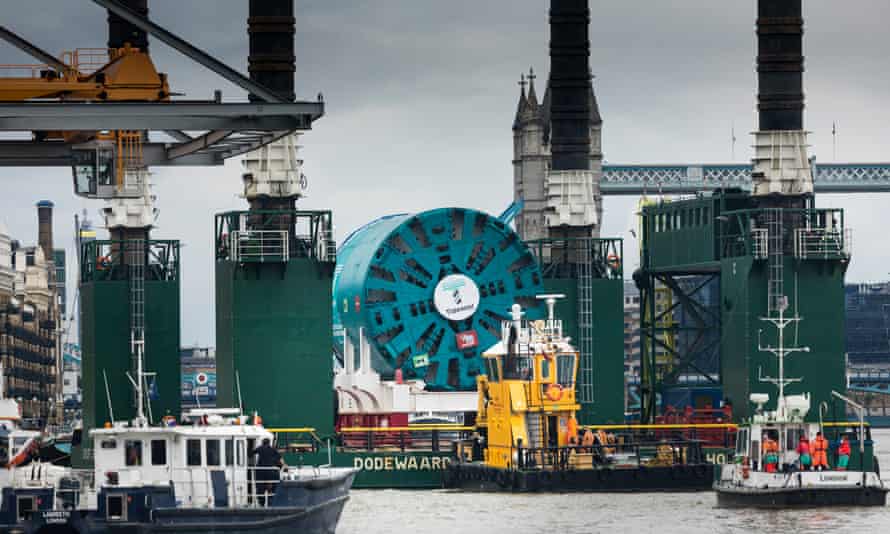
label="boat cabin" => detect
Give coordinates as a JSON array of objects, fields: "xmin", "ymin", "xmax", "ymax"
[
  {"xmin": 91, "ymin": 409, "xmax": 274, "ymax": 509},
  {"xmin": 735, "ymin": 393, "xmax": 875, "ymax": 473},
  {"xmin": 475, "ymin": 301, "xmax": 580, "ymax": 469}
]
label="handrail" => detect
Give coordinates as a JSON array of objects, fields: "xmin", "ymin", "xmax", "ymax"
[
  {"xmin": 267, "ymin": 427, "xmax": 317, "ymax": 433},
  {"xmin": 339, "ymin": 425, "xmax": 473, "ymax": 432},
  {"xmin": 582, "ymin": 423, "xmax": 737, "ymax": 430}
]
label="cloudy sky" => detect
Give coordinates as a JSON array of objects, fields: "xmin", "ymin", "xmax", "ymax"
[{"xmin": 2, "ymin": 0, "xmax": 889, "ymax": 346}]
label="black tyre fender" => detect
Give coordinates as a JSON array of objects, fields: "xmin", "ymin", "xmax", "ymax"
[
  {"xmin": 525, "ymin": 471, "xmax": 539, "ymax": 491},
  {"xmin": 670, "ymin": 464, "xmax": 686, "ymax": 480},
  {"xmin": 693, "ymin": 464, "xmax": 709, "ymax": 479},
  {"xmin": 539, "ymin": 470, "xmax": 553, "ymax": 487},
  {"xmin": 597, "ymin": 467, "xmax": 613, "ymax": 482}
]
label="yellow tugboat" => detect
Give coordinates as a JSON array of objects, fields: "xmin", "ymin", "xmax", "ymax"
[{"xmin": 444, "ymin": 296, "xmax": 714, "ymax": 492}]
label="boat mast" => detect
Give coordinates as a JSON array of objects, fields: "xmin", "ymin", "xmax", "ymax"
[{"xmin": 758, "ymin": 296, "xmax": 809, "ymax": 417}]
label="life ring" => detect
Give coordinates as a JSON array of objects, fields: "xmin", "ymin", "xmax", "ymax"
[
  {"xmin": 606, "ymin": 254, "xmax": 621, "ymax": 270},
  {"xmin": 546, "ymin": 383, "xmax": 563, "ymax": 402},
  {"xmin": 96, "ymin": 255, "xmax": 111, "ymax": 270}
]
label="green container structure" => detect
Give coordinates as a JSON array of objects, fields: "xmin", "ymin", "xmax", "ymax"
[
  {"xmin": 527, "ymin": 238, "xmax": 625, "ymax": 424},
  {"xmin": 638, "ymin": 191, "xmax": 850, "ymax": 422},
  {"xmin": 77, "ymin": 240, "xmax": 181, "ymax": 465},
  {"xmin": 215, "ymin": 210, "xmax": 336, "ymax": 435}
]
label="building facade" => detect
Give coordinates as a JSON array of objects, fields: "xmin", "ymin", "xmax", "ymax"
[
  {"xmin": 0, "ymin": 203, "xmax": 63, "ymax": 425},
  {"xmin": 181, "ymin": 346, "xmax": 216, "ymax": 409},
  {"xmin": 846, "ymin": 283, "xmax": 890, "ymax": 367}
]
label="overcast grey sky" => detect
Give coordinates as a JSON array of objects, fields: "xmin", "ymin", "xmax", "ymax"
[{"xmin": 2, "ymin": 1, "xmax": 889, "ymax": 347}]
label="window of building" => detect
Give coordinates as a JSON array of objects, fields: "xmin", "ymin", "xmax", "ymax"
[
  {"xmin": 206, "ymin": 439, "xmax": 221, "ymax": 466},
  {"xmin": 187, "ymin": 439, "xmax": 201, "ymax": 466},
  {"xmin": 151, "ymin": 439, "xmax": 166, "ymax": 466},
  {"xmin": 124, "ymin": 440, "xmax": 142, "ymax": 466}
]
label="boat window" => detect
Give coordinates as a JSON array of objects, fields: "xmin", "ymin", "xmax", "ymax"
[
  {"xmin": 556, "ymin": 354, "xmax": 576, "ymax": 387},
  {"xmin": 106, "ymin": 494, "xmax": 125, "ymax": 521},
  {"xmin": 125, "ymin": 440, "xmax": 142, "ymax": 467},
  {"xmin": 151, "ymin": 439, "xmax": 166, "ymax": 466},
  {"xmin": 503, "ymin": 354, "xmax": 533, "ymax": 380},
  {"xmin": 484, "ymin": 358, "xmax": 500, "ymax": 382},
  {"xmin": 785, "ymin": 427, "xmax": 804, "ymax": 451},
  {"xmin": 13, "ymin": 437, "xmax": 28, "ymax": 450},
  {"xmin": 187, "ymin": 439, "xmax": 202, "ymax": 466},
  {"xmin": 206, "ymin": 439, "xmax": 221, "ymax": 466},
  {"xmin": 540, "ymin": 358, "xmax": 550, "ymax": 380},
  {"xmin": 0, "ymin": 436, "xmax": 8, "ymax": 465},
  {"xmin": 751, "ymin": 440, "xmax": 760, "ymax": 466},
  {"xmin": 225, "ymin": 440, "xmax": 234, "ymax": 466},
  {"xmin": 17, "ymin": 495, "xmax": 35, "ymax": 522},
  {"xmin": 736, "ymin": 428, "xmax": 748, "ymax": 456},
  {"xmin": 236, "ymin": 440, "xmax": 245, "ymax": 467}
]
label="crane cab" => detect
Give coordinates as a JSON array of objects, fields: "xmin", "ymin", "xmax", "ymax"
[{"xmin": 71, "ymin": 133, "xmax": 146, "ymax": 200}]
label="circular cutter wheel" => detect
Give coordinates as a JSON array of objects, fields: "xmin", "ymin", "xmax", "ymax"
[{"xmin": 339, "ymin": 208, "xmax": 544, "ymax": 391}]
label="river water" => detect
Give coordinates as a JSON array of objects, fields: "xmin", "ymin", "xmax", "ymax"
[{"xmin": 338, "ymin": 429, "xmax": 890, "ymax": 534}]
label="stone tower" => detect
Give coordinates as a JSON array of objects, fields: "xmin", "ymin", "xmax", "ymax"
[{"xmin": 512, "ymin": 69, "xmax": 603, "ymax": 242}]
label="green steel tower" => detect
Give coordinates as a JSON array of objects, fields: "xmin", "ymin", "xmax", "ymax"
[
  {"xmin": 215, "ymin": 2, "xmax": 333, "ymax": 434},
  {"xmin": 638, "ymin": 0, "xmax": 849, "ymax": 423},
  {"xmin": 215, "ymin": 207, "xmax": 335, "ymax": 433}
]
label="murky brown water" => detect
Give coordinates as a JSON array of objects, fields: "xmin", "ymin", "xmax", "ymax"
[{"xmin": 338, "ymin": 429, "xmax": 890, "ymax": 533}]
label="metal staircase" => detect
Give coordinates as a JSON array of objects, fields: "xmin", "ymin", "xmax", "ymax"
[
  {"xmin": 766, "ymin": 210, "xmax": 785, "ymax": 315},
  {"xmin": 576, "ymin": 239, "xmax": 595, "ymax": 406},
  {"xmin": 127, "ymin": 239, "xmax": 146, "ymax": 418}
]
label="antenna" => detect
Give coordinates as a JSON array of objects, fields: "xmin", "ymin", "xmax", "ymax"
[
  {"xmin": 757, "ymin": 296, "xmax": 810, "ymax": 417},
  {"xmin": 103, "ymin": 370, "xmax": 115, "ymax": 424},
  {"xmin": 236, "ymin": 371, "xmax": 244, "ymax": 415}
]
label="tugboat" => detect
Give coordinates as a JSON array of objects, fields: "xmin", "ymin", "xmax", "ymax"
[
  {"xmin": 445, "ymin": 296, "xmax": 714, "ymax": 492},
  {"xmin": 715, "ymin": 299, "xmax": 888, "ymax": 507},
  {"xmin": 0, "ymin": 355, "xmax": 356, "ymax": 533}
]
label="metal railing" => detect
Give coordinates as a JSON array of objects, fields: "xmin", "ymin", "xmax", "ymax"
[
  {"xmin": 337, "ymin": 425, "xmax": 474, "ymax": 452},
  {"xmin": 751, "ymin": 228, "xmax": 768, "ymax": 260},
  {"xmin": 80, "ymin": 240, "xmax": 180, "ymax": 283},
  {"xmin": 60, "ymin": 49, "xmax": 111, "ymax": 75},
  {"xmin": 794, "ymin": 227, "xmax": 852, "ymax": 260},
  {"xmin": 215, "ymin": 210, "xmax": 334, "ymax": 264},
  {"xmin": 481, "ymin": 438, "xmax": 707, "ymax": 471},
  {"xmin": 230, "ymin": 230, "xmax": 289, "ymax": 263}
]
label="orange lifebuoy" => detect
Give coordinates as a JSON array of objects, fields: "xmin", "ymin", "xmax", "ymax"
[
  {"xmin": 546, "ymin": 383, "xmax": 563, "ymax": 402},
  {"xmin": 96, "ymin": 255, "xmax": 111, "ymax": 270},
  {"xmin": 606, "ymin": 254, "xmax": 621, "ymax": 270}
]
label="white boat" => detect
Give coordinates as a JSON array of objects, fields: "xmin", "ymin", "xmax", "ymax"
[
  {"xmin": 1, "ymin": 407, "xmax": 356, "ymax": 533},
  {"xmin": 714, "ymin": 301, "xmax": 887, "ymax": 507}
]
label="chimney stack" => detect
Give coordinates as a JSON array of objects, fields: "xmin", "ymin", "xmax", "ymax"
[
  {"xmin": 757, "ymin": 0, "xmax": 804, "ymax": 131},
  {"xmin": 751, "ymin": 0, "xmax": 812, "ymax": 197},
  {"xmin": 108, "ymin": 0, "xmax": 149, "ymax": 52},
  {"xmin": 248, "ymin": 0, "xmax": 296, "ymax": 103},
  {"xmin": 36, "ymin": 200, "xmax": 54, "ymax": 263},
  {"xmin": 549, "ymin": 0, "xmax": 592, "ymax": 172}
]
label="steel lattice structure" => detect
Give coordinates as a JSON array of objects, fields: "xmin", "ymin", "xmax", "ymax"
[{"xmin": 602, "ymin": 163, "xmax": 890, "ymax": 195}]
